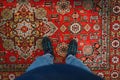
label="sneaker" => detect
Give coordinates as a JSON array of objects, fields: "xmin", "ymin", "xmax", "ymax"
[
  {"xmin": 42, "ymin": 37, "xmax": 54, "ymax": 55},
  {"xmin": 67, "ymin": 39, "xmax": 77, "ymax": 56}
]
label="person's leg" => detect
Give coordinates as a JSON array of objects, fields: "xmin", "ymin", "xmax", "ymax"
[
  {"xmin": 66, "ymin": 55, "xmax": 91, "ymax": 72},
  {"xmin": 26, "ymin": 37, "xmax": 54, "ymax": 72},
  {"xmin": 66, "ymin": 39, "xmax": 91, "ymax": 72},
  {"xmin": 26, "ymin": 53, "xmax": 54, "ymax": 72}
]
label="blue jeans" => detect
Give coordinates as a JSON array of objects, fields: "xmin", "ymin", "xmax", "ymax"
[{"xmin": 26, "ymin": 54, "xmax": 91, "ymax": 72}]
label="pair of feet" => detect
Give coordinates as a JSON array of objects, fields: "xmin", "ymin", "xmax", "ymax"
[{"xmin": 42, "ymin": 37, "xmax": 78, "ymax": 56}]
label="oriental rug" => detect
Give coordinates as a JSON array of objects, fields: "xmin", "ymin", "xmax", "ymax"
[{"xmin": 0, "ymin": 0, "xmax": 119, "ymax": 80}]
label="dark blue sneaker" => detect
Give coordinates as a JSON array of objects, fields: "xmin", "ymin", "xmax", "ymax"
[
  {"xmin": 42, "ymin": 37, "xmax": 54, "ymax": 55},
  {"xmin": 67, "ymin": 39, "xmax": 77, "ymax": 56}
]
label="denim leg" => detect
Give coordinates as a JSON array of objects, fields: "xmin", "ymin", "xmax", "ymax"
[
  {"xmin": 26, "ymin": 54, "xmax": 54, "ymax": 72},
  {"xmin": 65, "ymin": 55, "xmax": 91, "ymax": 72}
]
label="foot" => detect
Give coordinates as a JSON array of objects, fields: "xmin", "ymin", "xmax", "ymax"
[
  {"xmin": 42, "ymin": 37, "xmax": 54, "ymax": 55},
  {"xmin": 67, "ymin": 39, "xmax": 77, "ymax": 56}
]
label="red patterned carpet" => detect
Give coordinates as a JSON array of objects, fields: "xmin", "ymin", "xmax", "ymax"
[{"xmin": 0, "ymin": 0, "xmax": 120, "ymax": 80}]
